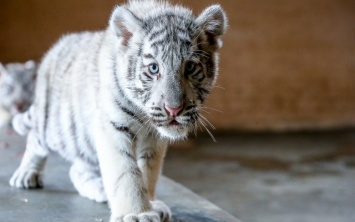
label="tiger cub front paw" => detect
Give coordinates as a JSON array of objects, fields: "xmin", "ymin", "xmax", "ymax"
[
  {"xmin": 9, "ymin": 168, "xmax": 43, "ymax": 189},
  {"xmin": 111, "ymin": 200, "xmax": 171, "ymax": 222}
]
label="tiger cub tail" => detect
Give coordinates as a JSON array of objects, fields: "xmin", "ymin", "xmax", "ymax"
[{"xmin": 12, "ymin": 105, "xmax": 33, "ymax": 136}]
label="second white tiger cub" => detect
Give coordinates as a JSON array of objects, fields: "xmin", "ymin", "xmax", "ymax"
[{"xmin": 10, "ymin": 1, "xmax": 227, "ymax": 221}]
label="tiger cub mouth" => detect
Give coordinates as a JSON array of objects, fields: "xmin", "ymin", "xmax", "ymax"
[
  {"xmin": 169, "ymin": 120, "xmax": 180, "ymax": 126},
  {"xmin": 147, "ymin": 104, "xmax": 200, "ymax": 136}
]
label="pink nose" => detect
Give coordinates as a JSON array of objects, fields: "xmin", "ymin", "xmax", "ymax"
[{"xmin": 164, "ymin": 104, "xmax": 184, "ymax": 117}]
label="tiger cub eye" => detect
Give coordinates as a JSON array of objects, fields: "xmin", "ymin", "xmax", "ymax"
[
  {"xmin": 149, "ymin": 63, "xmax": 159, "ymax": 74},
  {"xmin": 185, "ymin": 61, "xmax": 196, "ymax": 74}
]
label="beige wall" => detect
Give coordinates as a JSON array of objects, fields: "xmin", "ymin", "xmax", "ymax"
[{"xmin": 1, "ymin": 0, "xmax": 354, "ymax": 131}]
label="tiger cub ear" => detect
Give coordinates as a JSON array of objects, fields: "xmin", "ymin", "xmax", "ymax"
[
  {"xmin": 24, "ymin": 60, "xmax": 37, "ymax": 80},
  {"xmin": 196, "ymin": 5, "xmax": 228, "ymax": 49},
  {"xmin": 109, "ymin": 6, "xmax": 142, "ymax": 47},
  {"xmin": 24, "ymin": 60, "xmax": 36, "ymax": 70}
]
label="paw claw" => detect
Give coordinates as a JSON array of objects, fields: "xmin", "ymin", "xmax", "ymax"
[
  {"xmin": 9, "ymin": 168, "xmax": 43, "ymax": 189},
  {"xmin": 150, "ymin": 200, "xmax": 172, "ymax": 222}
]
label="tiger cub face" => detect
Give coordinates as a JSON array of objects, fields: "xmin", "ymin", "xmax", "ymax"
[
  {"xmin": 0, "ymin": 61, "xmax": 36, "ymax": 115},
  {"xmin": 111, "ymin": 5, "xmax": 227, "ymax": 140}
]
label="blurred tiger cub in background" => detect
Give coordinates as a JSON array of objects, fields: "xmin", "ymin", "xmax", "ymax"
[{"xmin": 0, "ymin": 61, "xmax": 36, "ymax": 128}]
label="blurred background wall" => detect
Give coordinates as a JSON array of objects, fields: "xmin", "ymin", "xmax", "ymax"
[{"xmin": 0, "ymin": 0, "xmax": 354, "ymax": 131}]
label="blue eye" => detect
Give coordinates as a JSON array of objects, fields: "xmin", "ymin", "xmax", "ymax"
[{"xmin": 149, "ymin": 63, "xmax": 159, "ymax": 74}]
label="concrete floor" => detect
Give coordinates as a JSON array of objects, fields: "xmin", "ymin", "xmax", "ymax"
[
  {"xmin": 0, "ymin": 128, "xmax": 238, "ymax": 222},
  {"xmin": 164, "ymin": 130, "xmax": 355, "ymax": 222},
  {"xmin": 1, "ymin": 128, "xmax": 355, "ymax": 222}
]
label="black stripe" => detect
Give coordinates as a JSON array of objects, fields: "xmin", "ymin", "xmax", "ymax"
[
  {"xmin": 148, "ymin": 28, "xmax": 167, "ymax": 41},
  {"xmin": 113, "ymin": 167, "xmax": 142, "ymax": 194},
  {"xmin": 143, "ymin": 54, "xmax": 154, "ymax": 59},
  {"xmin": 113, "ymin": 92, "xmax": 134, "ymax": 112},
  {"xmin": 138, "ymin": 150, "xmax": 157, "ymax": 160},
  {"xmin": 142, "ymin": 72, "xmax": 153, "ymax": 80},
  {"xmin": 119, "ymin": 149, "xmax": 136, "ymax": 161},
  {"xmin": 185, "ymin": 105, "xmax": 196, "ymax": 111},
  {"xmin": 116, "ymin": 168, "xmax": 142, "ymax": 182},
  {"xmin": 115, "ymin": 168, "xmax": 141, "ymax": 186},
  {"xmin": 111, "ymin": 122, "xmax": 129, "ymax": 132},
  {"xmin": 119, "ymin": 104, "xmax": 135, "ymax": 117},
  {"xmin": 127, "ymin": 55, "xmax": 137, "ymax": 81},
  {"xmin": 111, "ymin": 121, "xmax": 134, "ymax": 139},
  {"xmin": 151, "ymin": 39, "xmax": 167, "ymax": 49},
  {"xmin": 137, "ymin": 43, "xmax": 143, "ymax": 56},
  {"xmin": 194, "ymin": 86, "xmax": 205, "ymax": 103},
  {"xmin": 114, "ymin": 98, "xmax": 144, "ymax": 125},
  {"xmin": 139, "ymin": 72, "xmax": 148, "ymax": 83},
  {"xmin": 152, "ymin": 113, "xmax": 164, "ymax": 117},
  {"xmin": 41, "ymin": 69, "xmax": 50, "ymax": 148},
  {"xmin": 152, "ymin": 119, "xmax": 166, "ymax": 123},
  {"xmin": 142, "ymin": 92, "xmax": 151, "ymax": 105},
  {"xmin": 69, "ymin": 101, "xmax": 77, "ymax": 144},
  {"xmin": 151, "ymin": 107, "xmax": 162, "ymax": 111}
]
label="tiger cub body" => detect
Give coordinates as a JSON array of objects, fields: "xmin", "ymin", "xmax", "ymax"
[
  {"xmin": 10, "ymin": 0, "xmax": 227, "ymax": 221},
  {"xmin": 0, "ymin": 60, "xmax": 36, "ymax": 128}
]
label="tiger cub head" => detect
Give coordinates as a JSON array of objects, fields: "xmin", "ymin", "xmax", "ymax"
[
  {"xmin": 110, "ymin": 1, "xmax": 227, "ymax": 141},
  {"xmin": 0, "ymin": 61, "xmax": 36, "ymax": 115}
]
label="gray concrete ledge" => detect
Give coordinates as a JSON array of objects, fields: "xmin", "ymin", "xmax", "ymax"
[{"xmin": 0, "ymin": 129, "xmax": 239, "ymax": 222}]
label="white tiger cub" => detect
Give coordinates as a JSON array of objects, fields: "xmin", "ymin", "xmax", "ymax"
[
  {"xmin": 0, "ymin": 60, "xmax": 36, "ymax": 128},
  {"xmin": 10, "ymin": 0, "xmax": 227, "ymax": 221}
]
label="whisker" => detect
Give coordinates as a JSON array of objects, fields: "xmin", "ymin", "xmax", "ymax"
[
  {"xmin": 194, "ymin": 50, "xmax": 210, "ymax": 57},
  {"xmin": 195, "ymin": 119, "xmax": 203, "ymax": 132},
  {"xmin": 193, "ymin": 52, "xmax": 209, "ymax": 59},
  {"xmin": 200, "ymin": 106, "xmax": 223, "ymax": 113},
  {"xmin": 213, "ymin": 85, "xmax": 225, "ymax": 90},
  {"xmin": 200, "ymin": 109, "xmax": 211, "ymax": 115},
  {"xmin": 198, "ymin": 119, "xmax": 216, "ymax": 142},
  {"xmin": 133, "ymin": 118, "xmax": 150, "ymax": 141},
  {"xmin": 198, "ymin": 114, "xmax": 216, "ymax": 130},
  {"xmin": 192, "ymin": 30, "xmax": 205, "ymax": 43},
  {"xmin": 192, "ymin": 121, "xmax": 199, "ymax": 137},
  {"xmin": 201, "ymin": 106, "xmax": 223, "ymax": 113}
]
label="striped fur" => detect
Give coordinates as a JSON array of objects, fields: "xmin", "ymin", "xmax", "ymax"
[{"xmin": 9, "ymin": 1, "xmax": 227, "ymax": 221}]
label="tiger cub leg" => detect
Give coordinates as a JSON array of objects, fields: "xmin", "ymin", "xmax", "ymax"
[
  {"xmin": 10, "ymin": 131, "xmax": 48, "ymax": 188},
  {"xmin": 136, "ymin": 136, "xmax": 171, "ymax": 222},
  {"xmin": 69, "ymin": 159, "xmax": 107, "ymax": 203}
]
